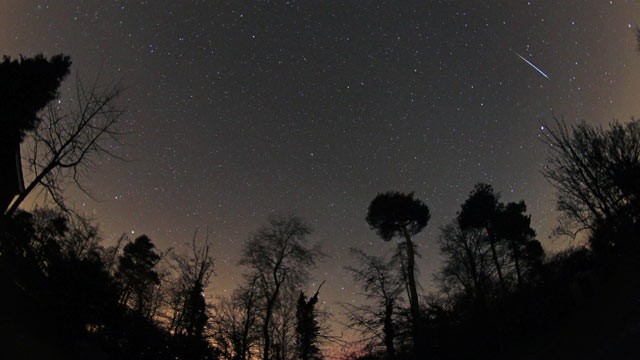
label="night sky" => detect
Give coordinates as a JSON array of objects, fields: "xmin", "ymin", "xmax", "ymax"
[{"xmin": 2, "ymin": 0, "xmax": 640, "ymax": 331}]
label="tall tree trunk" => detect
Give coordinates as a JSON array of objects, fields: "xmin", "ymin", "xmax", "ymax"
[
  {"xmin": 463, "ymin": 241, "xmax": 485, "ymax": 310},
  {"xmin": 401, "ymin": 226, "xmax": 423, "ymax": 358},
  {"xmin": 510, "ymin": 237, "xmax": 522, "ymax": 288},
  {"xmin": 262, "ymin": 299, "xmax": 274, "ymax": 360},
  {"xmin": 5, "ymin": 159, "xmax": 57, "ymax": 217},
  {"xmin": 262, "ymin": 283, "xmax": 280, "ymax": 360},
  {"xmin": 487, "ymin": 228, "xmax": 506, "ymax": 293},
  {"xmin": 383, "ymin": 301, "xmax": 396, "ymax": 360},
  {"xmin": 241, "ymin": 301, "xmax": 254, "ymax": 360}
]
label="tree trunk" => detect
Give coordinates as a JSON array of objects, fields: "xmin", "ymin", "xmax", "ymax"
[
  {"xmin": 383, "ymin": 301, "xmax": 396, "ymax": 360},
  {"xmin": 262, "ymin": 300, "xmax": 273, "ymax": 360},
  {"xmin": 510, "ymin": 237, "xmax": 522, "ymax": 288},
  {"xmin": 241, "ymin": 306, "xmax": 253, "ymax": 360},
  {"xmin": 5, "ymin": 159, "xmax": 57, "ymax": 217},
  {"xmin": 401, "ymin": 226, "xmax": 423, "ymax": 358},
  {"xmin": 487, "ymin": 227, "xmax": 506, "ymax": 293},
  {"xmin": 262, "ymin": 284, "xmax": 280, "ymax": 360},
  {"xmin": 464, "ymin": 242, "xmax": 486, "ymax": 311}
]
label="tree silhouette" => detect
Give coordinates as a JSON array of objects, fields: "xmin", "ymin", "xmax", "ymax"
[
  {"xmin": 0, "ymin": 54, "xmax": 228, "ymax": 358},
  {"xmin": 344, "ymin": 248, "xmax": 404, "ymax": 359},
  {"xmin": 0, "ymin": 54, "xmax": 71, "ymax": 145},
  {"xmin": 117, "ymin": 235, "xmax": 162, "ymax": 317},
  {"xmin": 437, "ymin": 220, "xmax": 491, "ymax": 309},
  {"xmin": 210, "ymin": 279, "xmax": 260, "ymax": 360},
  {"xmin": 239, "ymin": 215, "xmax": 321, "ymax": 360},
  {"xmin": 494, "ymin": 201, "xmax": 537, "ymax": 287},
  {"xmin": 542, "ymin": 117, "xmax": 640, "ymax": 255},
  {"xmin": 0, "ymin": 54, "xmax": 71, "ymax": 212},
  {"xmin": 169, "ymin": 229, "xmax": 214, "ymax": 336},
  {"xmin": 458, "ymin": 184, "xmax": 542, "ymax": 291},
  {"xmin": 295, "ymin": 282, "xmax": 324, "ymax": 360},
  {"xmin": 270, "ymin": 286, "xmax": 299, "ymax": 360},
  {"xmin": 458, "ymin": 183, "xmax": 507, "ymax": 292},
  {"xmin": 0, "ymin": 209, "xmax": 125, "ymax": 359},
  {"xmin": 168, "ymin": 228, "xmax": 215, "ymax": 357},
  {"xmin": 4, "ymin": 72, "xmax": 124, "ymax": 217},
  {"xmin": 366, "ymin": 191, "xmax": 430, "ymax": 357}
]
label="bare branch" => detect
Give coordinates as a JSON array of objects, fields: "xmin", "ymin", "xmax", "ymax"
[{"xmin": 5, "ymin": 74, "xmax": 125, "ymax": 217}]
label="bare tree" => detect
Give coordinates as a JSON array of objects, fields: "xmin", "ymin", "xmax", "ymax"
[
  {"xmin": 437, "ymin": 221, "xmax": 492, "ymax": 308},
  {"xmin": 343, "ymin": 248, "xmax": 404, "ymax": 359},
  {"xmin": 168, "ymin": 228, "xmax": 215, "ymax": 340},
  {"xmin": 6, "ymin": 74, "xmax": 124, "ymax": 217},
  {"xmin": 210, "ymin": 279, "xmax": 261, "ymax": 360},
  {"xmin": 102, "ymin": 233, "xmax": 128, "ymax": 274},
  {"xmin": 541, "ymin": 117, "xmax": 640, "ymax": 253},
  {"xmin": 239, "ymin": 215, "xmax": 322, "ymax": 360},
  {"xmin": 270, "ymin": 286, "xmax": 299, "ymax": 360}
]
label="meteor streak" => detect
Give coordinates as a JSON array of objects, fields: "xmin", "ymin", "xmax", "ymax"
[{"xmin": 515, "ymin": 52, "xmax": 550, "ymax": 79}]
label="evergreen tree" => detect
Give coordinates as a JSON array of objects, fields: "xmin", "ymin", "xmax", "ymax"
[
  {"xmin": 0, "ymin": 54, "xmax": 71, "ymax": 212},
  {"xmin": 0, "ymin": 54, "xmax": 71, "ymax": 145},
  {"xmin": 366, "ymin": 191, "xmax": 430, "ymax": 357},
  {"xmin": 117, "ymin": 235, "xmax": 161, "ymax": 317},
  {"xmin": 296, "ymin": 283, "xmax": 324, "ymax": 360}
]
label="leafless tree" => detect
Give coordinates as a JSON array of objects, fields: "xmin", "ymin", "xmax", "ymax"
[
  {"xmin": 270, "ymin": 286, "xmax": 298, "ymax": 360},
  {"xmin": 239, "ymin": 215, "xmax": 322, "ymax": 360},
  {"xmin": 343, "ymin": 248, "xmax": 404, "ymax": 359},
  {"xmin": 168, "ymin": 228, "xmax": 215, "ymax": 339},
  {"xmin": 541, "ymin": 116, "xmax": 640, "ymax": 247},
  {"xmin": 210, "ymin": 279, "xmax": 261, "ymax": 360},
  {"xmin": 436, "ymin": 221, "xmax": 492, "ymax": 308},
  {"xmin": 102, "ymin": 233, "xmax": 128, "ymax": 274},
  {"xmin": 6, "ymin": 74, "xmax": 124, "ymax": 217}
]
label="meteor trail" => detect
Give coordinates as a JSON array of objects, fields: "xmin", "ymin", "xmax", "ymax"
[{"xmin": 515, "ymin": 52, "xmax": 550, "ymax": 79}]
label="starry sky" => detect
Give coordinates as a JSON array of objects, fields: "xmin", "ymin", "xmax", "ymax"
[{"xmin": 2, "ymin": 0, "xmax": 640, "ymax": 329}]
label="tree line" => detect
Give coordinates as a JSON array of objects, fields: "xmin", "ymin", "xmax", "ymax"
[{"xmin": 1, "ymin": 53, "xmax": 640, "ymax": 359}]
